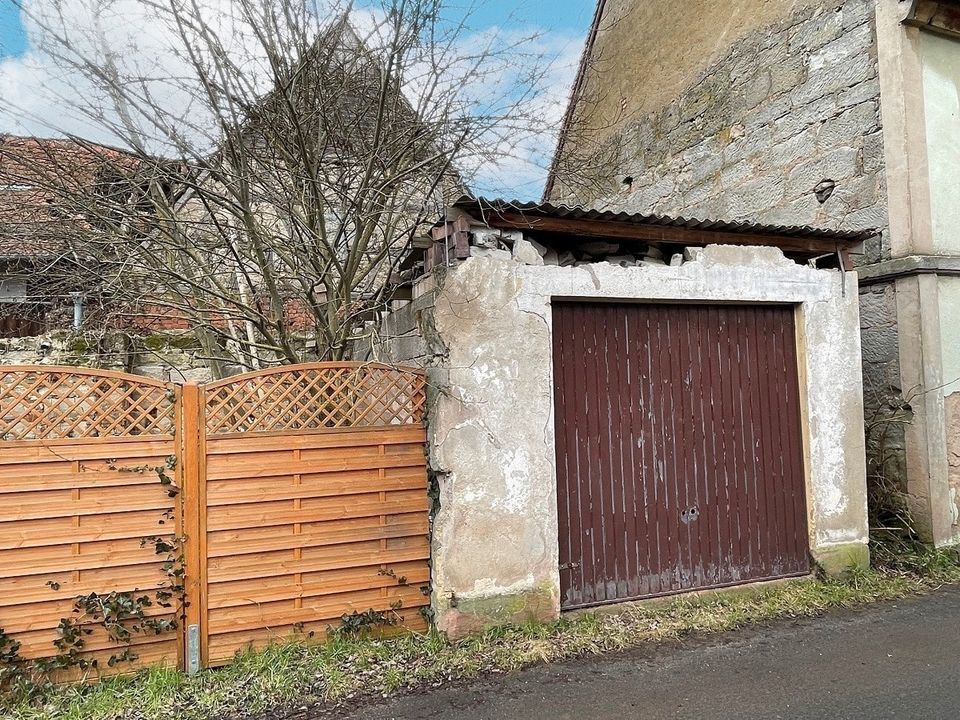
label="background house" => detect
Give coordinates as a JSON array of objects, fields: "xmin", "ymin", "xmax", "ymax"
[
  {"xmin": 0, "ymin": 20, "xmax": 459, "ymax": 379},
  {"xmin": 0, "ymin": 135, "xmax": 110, "ymax": 336},
  {"xmin": 547, "ymin": 0, "xmax": 960, "ymax": 547},
  {"xmin": 0, "ymin": 135, "xmax": 219, "ymax": 379}
]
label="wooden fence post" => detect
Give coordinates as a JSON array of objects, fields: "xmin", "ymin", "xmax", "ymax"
[{"xmin": 179, "ymin": 382, "xmax": 204, "ymax": 674}]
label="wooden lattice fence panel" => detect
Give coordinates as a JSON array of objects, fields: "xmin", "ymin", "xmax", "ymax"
[
  {"xmin": 0, "ymin": 368, "xmax": 181, "ymax": 679},
  {"xmin": 186, "ymin": 363, "xmax": 430, "ymax": 667},
  {"xmin": 203, "ymin": 362, "xmax": 426, "ymax": 435},
  {"xmin": 0, "ymin": 367, "xmax": 176, "ymax": 440}
]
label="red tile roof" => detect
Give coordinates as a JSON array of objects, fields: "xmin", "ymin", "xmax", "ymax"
[{"xmin": 0, "ymin": 135, "xmax": 135, "ymax": 258}]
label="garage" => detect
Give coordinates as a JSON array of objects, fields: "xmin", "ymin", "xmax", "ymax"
[
  {"xmin": 381, "ymin": 197, "xmax": 871, "ymax": 636},
  {"xmin": 551, "ymin": 302, "xmax": 810, "ymax": 609}
]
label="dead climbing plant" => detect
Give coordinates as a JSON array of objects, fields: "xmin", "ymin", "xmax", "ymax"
[
  {"xmin": 865, "ymin": 394, "xmax": 916, "ymax": 550},
  {"xmin": 321, "ymin": 566, "xmax": 433, "ymax": 638},
  {"xmin": 0, "ymin": 456, "xmax": 186, "ymax": 698}
]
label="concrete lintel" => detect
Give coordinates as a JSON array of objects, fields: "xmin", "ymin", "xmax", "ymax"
[
  {"xmin": 903, "ymin": 0, "xmax": 960, "ymax": 41},
  {"xmin": 858, "ymin": 254, "xmax": 960, "ymax": 285}
]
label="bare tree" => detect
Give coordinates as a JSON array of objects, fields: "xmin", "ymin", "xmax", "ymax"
[{"xmin": 4, "ymin": 0, "xmax": 555, "ymax": 375}]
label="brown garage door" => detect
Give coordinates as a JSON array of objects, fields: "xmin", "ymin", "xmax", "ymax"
[{"xmin": 552, "ymin": 302, "xmax": 810, "ymax": 610}]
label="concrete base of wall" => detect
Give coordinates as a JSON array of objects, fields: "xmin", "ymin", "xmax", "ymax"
[
  {"xmin": 811, "ymin": 541, "xmax": 871, "ymax": 576},
  {"xmin": 565, "ymin": 575, "xmax": 815, "ymax": 620},
  {"xmin": 437, "ymin": 582, "xmax": 559, "ymax": 639}
]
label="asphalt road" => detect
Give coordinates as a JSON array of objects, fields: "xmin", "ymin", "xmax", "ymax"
[{"xmin": 334, "ymin": 586, "xmax": 960, "ymax": 720}]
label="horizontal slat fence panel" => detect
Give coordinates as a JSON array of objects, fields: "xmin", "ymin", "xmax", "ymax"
[
  {"xmin": 0, "ymin": 368, "xmax": 181, "ymax": 680},
  {"xmin": 189, "ymin": 363, "xmax": 430, "ymax": 669},
  {"xmin": 197, "ymin": 425, "xmax": 430, "ymax": 667},
  {"xmin": 1, "ymin": 362, "xmax": 430, "ymax": 680}
]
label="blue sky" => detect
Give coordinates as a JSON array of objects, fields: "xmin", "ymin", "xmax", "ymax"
[
  {"xmin": 0, "ymin": 0, "xmax": 592, "ymax": 197},
  {"xmin": 1, "ymin": 0, "xmax": 592, "ymax": 60},
  {"xmin": 1, "ymin": 1, "xmax": 27, "ymax": 57}
]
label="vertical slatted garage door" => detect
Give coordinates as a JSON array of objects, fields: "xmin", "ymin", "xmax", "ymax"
[{"xmin": 552, "ymin": 302, "xmax": 810, "ymax": 610}]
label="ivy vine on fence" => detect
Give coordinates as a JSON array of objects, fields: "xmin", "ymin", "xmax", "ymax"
[{"xmin": 0, "ymin": 457, "xmax": 185, "ymax": 696}]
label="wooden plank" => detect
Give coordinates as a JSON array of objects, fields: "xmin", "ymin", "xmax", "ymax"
[
  {"xmin": 207, "ymin": 586, "xmax": 428, "ymax": 634},
  {"xmin": 2, "ymin": 597, "xmax": 175, "ymax": 634},
  {"xmin": 0, "ymin": 509, "xmax": 172, "ymax": 549},
  {"xmin": 0, "ymin": 440, "xmax": 175, "ymax": 464},
  {"xmin": 0, "ymin": 467, "xmax": 165, "ymax": 494},
  {"xmin": 206, "ymin": 514, "xmax": 428, "ymax": 558},
  {"xmin": 205, "ymin": 491, "xmax": 429, "ymax": 532},
  {"xmin": 204, "ymin": 425, "xmax": 425, "ymax": 450},
  {"xmin": 0, "ymin": 565, "xmax": 167, "ymax": 608},
  {"xmin": 46, "ymin": 640, "xmax": 179, "ymax": 681},
  {"xmin": 0, "ymin": 540, "xmax": 170, "ymax": 579},
  {"xmin": 203, "ymin": 446, "xmax": 426, "ymax": 481},
  {"xmin": 206, "ymin": 561, "xmax": 430, "ymax": 609},
  {"xmin": 205, "ymin": 468, "xmax": 426, "ymax": 506},
  {"xmin": 13, "ymin": 628, "xmax": 178, "ymax": 661},
  {"xmin": 207, "ymin": 540, "xmax": 430, "ymax": 583},
  {"xmin": 0, "ymin": 484, "xmax": 172, "ymax": 522}
]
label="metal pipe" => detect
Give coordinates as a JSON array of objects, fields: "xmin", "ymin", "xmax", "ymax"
[{"xmin": 70, "ymin": 293, "xmax": 84, "ymax": 328}]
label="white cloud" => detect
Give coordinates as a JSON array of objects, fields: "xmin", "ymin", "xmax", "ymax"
[
  {"xmin": 0, "ymin": 0, "xmax": 583, "ymax": 198},
  {"xmin": 0, "ymin": 0, "xmax": 291, "ymax": 153},
  {"xmin": 464, "ymin": 32, "xmax": 583, "ymax": 200}
]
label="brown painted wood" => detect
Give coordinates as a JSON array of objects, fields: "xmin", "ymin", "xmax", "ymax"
[{"xmin": 553, "ymin": 302, "xmax": 811, "ymax": 610}]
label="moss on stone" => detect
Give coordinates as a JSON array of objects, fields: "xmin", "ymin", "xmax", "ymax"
[
  {"xmin": 438, "ymin": 581, "xmax": 559, "ymax": 638},
  {"xmin": 142, "ymin": 333, "xmax": 202, "ymax": 352},
  {"xmin": 142, "ymin": 334, "xmax": 168, "ymax": 351},
  {"xmin": 66, "ymin": 336, "xmax": 90, "ymax": 353}
]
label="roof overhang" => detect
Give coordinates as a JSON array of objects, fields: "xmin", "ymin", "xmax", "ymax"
[
  {"xmin": 451, "ymin": 197, "xmax": 875, "ymax": 259},
  {"xmin": 903, "ymin": 0, "xmax": 960, "ymax": 38},
  {"xmin": 543, "ymin": 0, "xmax": 608, "ymax": 201}
]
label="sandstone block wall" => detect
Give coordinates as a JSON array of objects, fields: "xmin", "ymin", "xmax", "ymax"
[
  {"xmin": 554, "ymin": 0, "xmax": 889, "ymax": 261},
  {"xmin": 858, "ymin": 280, "xmax": 907, "ymax": 486}
]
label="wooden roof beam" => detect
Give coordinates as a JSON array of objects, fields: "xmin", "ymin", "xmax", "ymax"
[{"xmin": 485, "ymin": 211, "xmax": 852, "ymax": 256}]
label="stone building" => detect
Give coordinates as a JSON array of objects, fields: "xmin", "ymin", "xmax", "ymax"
[
  {"xmin": 375, "ymin": 198, "xmax": 870, "ymax": 634},
  {"xmin": 547, "ymin": 0, "xmax": 960, "ymax": 547}
]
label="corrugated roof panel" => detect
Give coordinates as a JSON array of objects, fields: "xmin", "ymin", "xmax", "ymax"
[{"xmin": 452, "ymin": 196, "xmax": 876, "ymax": 243}]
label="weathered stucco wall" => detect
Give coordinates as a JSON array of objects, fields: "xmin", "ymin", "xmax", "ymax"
[
  {"xmin": 553, "ymin": 0, "xmax": 888, "ymax": 260},
  {"xmin": 423, "ymin": 244, "xmax": 868, "ymax": 634}
]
